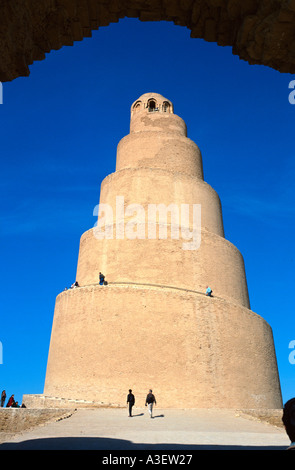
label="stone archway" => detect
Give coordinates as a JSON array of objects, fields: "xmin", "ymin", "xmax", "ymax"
[{"xmin": 0, "ymin": 0, "xmax": 295, "ymax": 82}]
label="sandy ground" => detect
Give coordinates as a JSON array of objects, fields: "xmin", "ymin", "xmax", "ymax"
[{"xmin": 0, "ymin": 407, "xmax": 290, "ymax": 450}]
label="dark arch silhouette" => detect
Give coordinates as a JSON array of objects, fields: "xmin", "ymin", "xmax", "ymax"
[{"xmin": 0, "ymin": 0, "xmax": 294, "ymax": 82}]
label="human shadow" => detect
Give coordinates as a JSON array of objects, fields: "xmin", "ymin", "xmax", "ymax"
[
  {"xmin": 0, "ymin": 437, "xmax": 287, "ymax": 451},
  {"xmin": 151, "ymin": 414, "xmax": 165, "ymax": 419}
]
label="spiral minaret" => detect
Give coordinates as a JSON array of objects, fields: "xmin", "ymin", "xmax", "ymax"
[{"xmin": 43, "ymin": 93, "xmax": 282, "ymax": 409}]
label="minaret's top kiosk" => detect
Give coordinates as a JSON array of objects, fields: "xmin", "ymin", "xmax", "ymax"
[
  {"xmin": 131, "ymin": 92, "xmax": 174, "ymax": 117},
  {"xmin": 130, "ymin": 92, "xmax": 185, "ymax": 135},
  {"xmin": 117, "ymin": 93, "xmax": 203, "ymax": 179}
]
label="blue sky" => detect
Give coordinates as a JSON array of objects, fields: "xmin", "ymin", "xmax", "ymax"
[{"xmin": 0, "ymin": 18, "xmax": 294, "ymax": 406}]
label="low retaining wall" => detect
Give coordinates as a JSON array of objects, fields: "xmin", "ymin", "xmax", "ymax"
[
  {"xmin": 22, "ymin": 394, "xmax": 124, "ymax": 409},
  {"xmin": 0, "ymin": 408, "xmax": 74, "ymax": 443},
  {"xmin": 238, "ymin": 409, "xmax": 284, "ymax": 428}
]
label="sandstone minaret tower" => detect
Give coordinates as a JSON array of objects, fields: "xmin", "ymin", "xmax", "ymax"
[{"xmin": 43, "ymin": 93, "xmax": 282, "ymax": 409}]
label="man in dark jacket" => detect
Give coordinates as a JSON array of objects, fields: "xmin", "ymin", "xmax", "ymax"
[
  {"xmin": 127, "ymin": 389, "xmax": 135, "ymax": 417},
  {"xmin": 99, "ymin": 272, "xmax": 105, "ymax": 285},
  {"xmin": 145, "ymin": 389, "xmax": 156, "ymax": 418}
]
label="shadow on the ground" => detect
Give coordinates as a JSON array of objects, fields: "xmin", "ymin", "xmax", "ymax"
[{"xmin": 0, "ymin": 437, "xmax": 287, "ymax": 450}]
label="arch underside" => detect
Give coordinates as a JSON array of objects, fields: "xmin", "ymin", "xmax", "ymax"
[{"xmin": 0, "ymin": 0, "xmax": 295, "ymax": 82}]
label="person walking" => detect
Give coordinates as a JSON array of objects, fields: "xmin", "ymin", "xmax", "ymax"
[
  {"xmin": 126, "ymin": 389, "xmax": 135, "ymax": 417},
  {"xmin": 1, "ymin": 390, "xmax": 6, "ymax": 407},
  {"xmin": 145, "ymin": 389, "xmax": 156, "ymax": 418}
]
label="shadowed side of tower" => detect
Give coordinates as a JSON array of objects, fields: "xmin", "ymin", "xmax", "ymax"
[{"xmin": 40, "ymin": 93, "xmax": 282, "ymax": 409}]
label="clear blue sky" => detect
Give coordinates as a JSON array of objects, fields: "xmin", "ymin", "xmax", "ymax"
[{"xmin": 0, "ymin": 18, "xmax": 294, "ymax": 406}]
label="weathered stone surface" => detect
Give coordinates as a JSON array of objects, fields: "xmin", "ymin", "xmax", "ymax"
[
  {"xmin": 0, "ymin": 0, "xmax": 294, "ymax": 81},
  {"xmin": 0, "ymin": 408, "xmax": 74, "ymax": 442}
]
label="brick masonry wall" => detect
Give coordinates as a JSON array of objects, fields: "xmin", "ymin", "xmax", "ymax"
[
  {"xmin": 1, "ymin": 0, "xmax": 295, "ymax": 81},
  {"xmin": 44, "ymin": 285, "xmax": 282, "ymax": 409}
]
